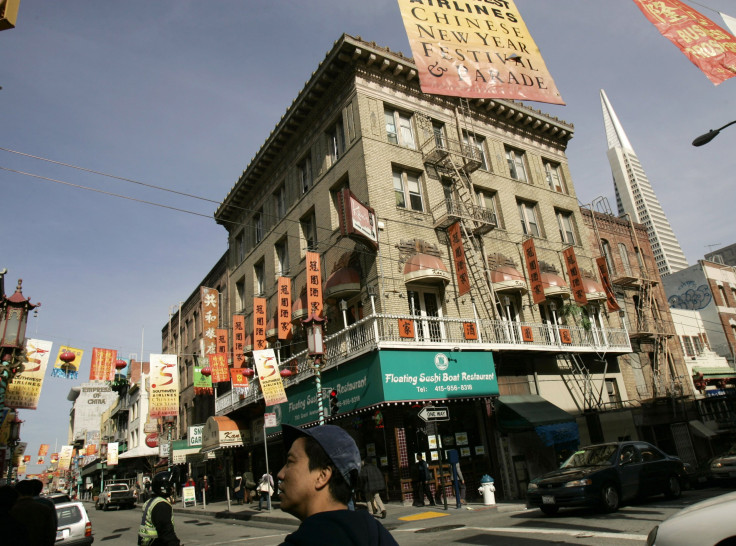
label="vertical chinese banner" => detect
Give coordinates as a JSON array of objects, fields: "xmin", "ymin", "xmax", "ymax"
[
  {"xmin": 522, "ymin": 239, "xmax": 545, "ymax": 304},
  {"xmin": 208, "ymin": 353, "xmax": 229, "ymax": 384},
  {"xmin": 6, "ymin": 338, "xmax": 53, "ymax": 410},
  {"xmin": 563, "ymin": 247, "xmax": 588, "ymax": 305},
  {"xmin": 149, "ymin": 354, "xmax": 179, "ymax": 418},
  {"xmin": 107, "ymin": 442, "xmax": 119, "ymax": 466},
  {"xmin": 89, "ymin": 348, "xmax": 117, "ymax": 381},
  {"xmin": 58, "ymin": 446, "xmax": 73, "ymax": 471},
  {"xmin": 305, "ymin": 251, "xmax": 323, "ymax": 317},
  {"xmin": 38, "ymin": 444, "xmax": 49, "ymax": 457},
  {"xmin": 232, "ymin": 315, "xmax": 245, "ymax": 368},
  {"xmin": 448, "ymin": 222, "xmax": 471, "ymax": 296},
  {"xmin": 277, "ymin": 277, "xmax": 292, "ymax": 340},
  {"xmin": 596, "ymin": 257, "xmax": 621, "ymax": 312},
  {"xmin": 253, "ymin": 349, "xmax": 288, "ymax": 406},
  {"xmin": 253, "ymin": 298, "xmax": 267, "ymax": 351},
  {"xmin": 201, "ymin": 287, "xmax": 219, "ymax": 355},
  {"xmin": 215, "ymin": 328, "xmax": 229, "ymax": 361}
]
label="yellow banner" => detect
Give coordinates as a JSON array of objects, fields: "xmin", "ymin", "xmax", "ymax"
[
  {"xmin": 149, "ymin": 354, "xmax": 179, "ymax": 418},
  {"xmin": 52, "ymin": 345, "xmax": 84, "ymax": 379},
  {"xmin": 107, "ymin": 442, "xmax": 119, "ymax": 466},
  {"xmin": 58, "ymin": 445, "xmax": 73, "ymax": 471},
  {"xmin": 253, "ymin": 349, "xmax": 288, "ymax": 406},
  {"xmin": 6, "ymin": 338, "xmax": 53, "ymax": 410},
  {"xmin": 396, "ymin": 0, "xmax": 564, "ymax": 104}
]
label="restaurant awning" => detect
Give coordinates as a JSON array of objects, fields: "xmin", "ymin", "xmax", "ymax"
[
  {"xmin": 582, "ymin": 277, "xmax": 607, "ymax": 302},
  {"xmin": 171, "ymin": 439, "xmax": 201, "ymax": 465},
  {"xmin": 496, "ymin": 394, "xmax": 576, "ymax": 432},
  {"xmin": 325, "ymin": 267, "xmax": 361, "ymax": 300},
  {"xmin": 693, "ymin": 366, "xmax": 736, "ymax": 380},
  {"xmin": 541, "ymin": 272, "xmax": 571, "ymax": 298},
  {"xmin": 200, "ymin": 416, "xmax": 251, "ymax": 453},
  {"xmin": 118, "ymin": 445, "xmax": 158, "ymax": 459},
  {"xmin": 490, "ymin": 265, "xmax": 528, "ymax": 294},
  {"xmin": 403, "ymin": 253, "xmax": 451, "ymax": 285}
]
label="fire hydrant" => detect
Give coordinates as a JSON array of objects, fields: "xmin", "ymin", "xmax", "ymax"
[{"xmin": 478, "ymin": 474, "xmax": 496, "ymax": 505}]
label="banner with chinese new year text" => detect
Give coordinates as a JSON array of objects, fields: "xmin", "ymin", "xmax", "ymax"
[
  {"xmin": 208, "ymin": 353, "xmax": 229, "ymax": 384},
  {"xmin": 149, "ymin": 354, "xmax": 179, "ymax": 418},
  {"xmin": 632, "ymin": 0, "xmax": 736, "ymax": 85},
  {"xmin": 6, "ymin": 338, "xmax": 53, "ymax": 409},
  {"xmin": 89, "ymin": 347, "xmax": 117, "ymax": 381},
  {"xmin": 230, "ymin": 368, "xmax": 250, "ymax": 396},
  {"xmin": 396, "ymin": 0, "xmax": 564, "ymax": 103},
  {"xmin": 253, "ymin": 349, "xmax": 288, "ymax": 406},
  {"xmin": 277, "ymin": 277, "xmax": 292, "ymax": 340},
  {"xmin": 58, "ymin": 445, "xmax": 73, "ymax": 471},
  {"xmin": 563, "ymin": 247, "xmax": 587, "ymax": 305}
]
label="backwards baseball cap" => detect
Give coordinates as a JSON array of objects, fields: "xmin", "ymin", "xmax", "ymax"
[{"xmin": 282, "ymin": 424, "xmax": 360, "ymax": 487}]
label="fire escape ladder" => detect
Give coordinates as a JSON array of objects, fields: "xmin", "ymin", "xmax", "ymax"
[{"xmin": 557, "ymin": 352, "xmax": 600, "ymax": 412}]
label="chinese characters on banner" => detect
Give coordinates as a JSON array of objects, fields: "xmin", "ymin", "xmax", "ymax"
[
  {"xmin": 277, "ymin": 277, "xmax": 292, "ymax": 340},
  {"xmin": 193, "ymin": 357, "xmax": 213, "ymax": 395},
  {"xmin": 396, "ymin": 0, "xmax": 565, "ymax": 104},
  {"xmin": 89, "ymin": 347, "xmax": 117, "ymax": 381},
  {"xmin": 232, "ymin": 315, "xmax": 246, "ymax": 368},
  {"xmin": 398, "ymin": 318, "xmax": 415, "ymax": 338},
  {"xmin": 107, "ymin": 442, "xmax": 119, "ymax": 466},
  {"xmin": 631, "ymin": 0, "xmax": 736, "ymax": 85},
  {"xmin": 596, "ymin": 257, "xmax": 621, "ymax": 312},
  {"xmin": 52, "ymin": 345, "xmax": 83, "ymax": 379},
  {"xmin": 6, "ymin": 338, "xmax": 53, "ymax": 410},
  {"xmin": 201, "ymin": 287, "xmax": 219, "ymax": 355},
  {"xmin": 305, "ymin": 251, "xmax": 324, "ymax": 317},
  {"xmin": 448, "ymin": 222, "xmax": 471, "ymax": 296},
  {"xmin": 563, "ymin": 247, "xmax": 588, "ymax": 305},
  {"xmin": 148, "ymin": 354, "xmax": 179, "ymax": 418},
  {"xmin": 57, "ymin": 445, "xmax": 73, "ymax": 471},
  {"xmin": 38, "ymin": 443, "xmax": 49, "ymax": 456},
  {"xmin": 230, "ymin": 368, "xmax": 249, "ymax": 396},
  {"xmin": 216, "ymin": 328, "xmax": 229, "ymax": 356},
  {"xmin": 253, "ymin": 349, "xmax": 288, "ymax": 406},
  {"xmin": 253, "ymin": 298, "xmax": 267, "ymax": 351},
  {"xmin": 522, "ymin": 239, "xmax": 545, "ymax": 304},
  {"xmin": 208, "ymin": 353, "xmax": 229, "ymax": 383}
]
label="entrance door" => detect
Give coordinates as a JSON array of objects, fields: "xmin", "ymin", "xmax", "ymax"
[{"xmin": 408, "ymin": 289, "xmax": 444, "ymax": 342}]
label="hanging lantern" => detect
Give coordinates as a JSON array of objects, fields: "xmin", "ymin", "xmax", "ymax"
[
  {"xmin": 115, "ymin": 359, "xmax": 127, "ymax": 371},
  {"xmin": 201, "ymin": 366, "xmax": 212, "ymax": 377},
  {"xmin": 60, "ymin": 350, "xmax": 75, "ymax": 364},
  {"xmin": 280, "ymin": 368, "xmax": 293, "ymax": 378},
  {"xmin": 243, "ymin": 367, "xmax": 255, "ymax": 378},
  {"xmin": 52, "ymin": 349, "xmax": 79, "ymax": 379}
]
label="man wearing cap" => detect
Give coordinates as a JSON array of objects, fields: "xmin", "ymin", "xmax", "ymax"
[{"xmin": 278, "ymin": 424, "xmax": 398, "ymax": 545}]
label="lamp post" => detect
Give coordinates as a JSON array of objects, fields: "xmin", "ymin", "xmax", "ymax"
[
  {"xmin": 692, "ymin": 120, "xmax": 736, "ymax": 146},
  {"xmin": 302, "ymin": 313, "xmax": 327, "ymax": 425},
  {"xmin": 5, "ymin": 412, "xmax": 22, "ymax": 484},
  {"xmin": 163, "ymin": 416, "xmax": 176, "ymax": 473}
]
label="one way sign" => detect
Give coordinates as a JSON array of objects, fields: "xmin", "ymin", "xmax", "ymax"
[{"xmin": 418, "ymin": 406, "xmax": 450, "ymax": 422}]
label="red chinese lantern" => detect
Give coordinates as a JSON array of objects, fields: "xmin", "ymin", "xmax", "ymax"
[
  {"xmin": 59, "ymin": 350, "xmax": 76, "ymax": 364},
  {"xmin": 280, "ymin": 368, "xmax": 293, "ymax": 378},
  {"xmin": 243, "ymin": 367, "xmax": 255, "ymax": 378},
  {"xmin": 201, "ymin": 366, "xmax": 212, "ymax": 377},
  {"xmin": 115, "ymin": 359, "xmax": 127, "ymax": 371}
]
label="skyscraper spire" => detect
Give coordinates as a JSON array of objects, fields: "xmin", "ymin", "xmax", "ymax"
[{"xmin": 600, "ymin": 89, "xmax": 689, "ymax": 277}]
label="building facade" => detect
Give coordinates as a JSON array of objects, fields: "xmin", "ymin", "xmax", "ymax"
[{"xmin": 705, "ymin": 243, "xmax": 736, "ymax": 268}]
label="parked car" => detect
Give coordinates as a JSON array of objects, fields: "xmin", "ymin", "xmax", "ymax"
[
  {"xmin": 95, "ymin": 482, "xmax": 136, "ymax": 511},
  {"xmin": 709, "ymin": 444, "xmax": 736, "ymax": 482},
  {"xmin": 526, "ymin": 441, "xmax": 686, "ymax": 515},
  {"xmin": 44, "ymin": 492, "xmax": 72, "ymax": 504},
  {"xmin": 55, "ymin": 500, "xmax": 93, "ymax": 545},
  {"xmin": 646, "ymin": 490, "xmax": 736, "ymax": 545}
]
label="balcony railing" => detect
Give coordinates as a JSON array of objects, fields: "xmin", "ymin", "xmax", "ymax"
[
  {"xmin": 215, "ymin": 313, "xmax": 632, "ymax": 416},
  {"xmin": 431, "ymin": 198, "xmax": 497, "ymax": 234}
]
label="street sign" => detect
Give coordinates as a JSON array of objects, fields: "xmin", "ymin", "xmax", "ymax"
[
  {"xmin": 418, "ymin": 406, "xmax": 450, "ymax": 422},
  {"xmin": 264, "ymin": 412, "xmax": 278, "ymax": 428}
]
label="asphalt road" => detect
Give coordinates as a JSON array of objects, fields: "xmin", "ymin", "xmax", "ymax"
[{"xmin": 87, "ymin": 486, "xmax": 733, "ymax": 545}]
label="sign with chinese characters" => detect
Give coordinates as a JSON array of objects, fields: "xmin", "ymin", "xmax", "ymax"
[
  {"xmin": 596, "ymin": 257, "xmax": 621, "ymax": 312},
  {"xmin": 253, "ymin": 349, "xmax": 288, "ymax": 406},
  {"xmin": 523, "ymin": 239, "xmax": 545, "ymax": 304},
  {"xmin": 230, "ymin": 368, "xmax": 250, "ymax": 396},
  {"xmin": 337, "ymin": 188, "xmax": 379, "ymax": 249},
  {"xmin": 305, "ymin": 251, "xmax": 324, "ymax": 317},
  {"xmin": 149, "ymin": 353, "xmax": 179, "ymax": 418},
  {"xmin": 6, "ymin": 338, "xmax": 53, "ymax": 409},
  {"xmin": 208, "ymin": 353, "xmax": 229, "ymax": 384},
  {"xmin": 253, "ymin": 298, "xmax": 267, "ymax": 351},
  {"xmin": 559, "ymin": 328, "xmax": 572, "ymax": 344},
  {"xmin": 277, "ymin": 277, "xmax": 292, "ymax": 340},
  {"xmin": 216, "ymin": 328, "xmax": 228, "ymax": 357},
  {"xmin": 232, "ymin": 315, "xmax": 246, "ymax": 368},
  {"xmin": 463, "ymin": 322, "xmax": 478, "ymax": 340},
  {"xmin": 563, "ymin": 247, "xmax": 588, "ymax": 305},
  {"xmin": 201, "ymin": 287, "xmax": 219, "ymax": 355},
  {"xmin": 89, "ymin": 347, "xmax": 117, "ymax": 381},
  {"xmin": 398, "ymin": 319, "xmax": 415, "ymax": 339},
  {"xmin": 449, "ymin": 222, "xmax": 471, "ymax": 296}
]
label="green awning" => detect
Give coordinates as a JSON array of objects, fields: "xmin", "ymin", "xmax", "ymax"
[
  {"xmin": 693, "ymin": 366, "xmax": 736, "ymax": 379},
  {"xmin": 496, "ymin": 394, "xmax": 576, "ymax": 432}
]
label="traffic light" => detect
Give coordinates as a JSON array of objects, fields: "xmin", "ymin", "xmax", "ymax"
[{"xmin": 329, "ymin": 389, "xmax": 339, "ymax": 415}]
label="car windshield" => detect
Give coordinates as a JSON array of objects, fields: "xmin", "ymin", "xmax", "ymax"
[
  {"xmin": 561, "ymin": 445, "xmax": 618, "ymax": 468},
  {"xmin": 109, "ymin": 485, "xmax": 128, "ymax": 491}
]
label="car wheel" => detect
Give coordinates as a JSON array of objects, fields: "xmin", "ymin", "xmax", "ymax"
[
  {"xmin": 664, "ymin": 475, "xmax": 682, "ymax": 499},
  {"xmin": 540, "ymin": 505, "xmax": 559, "ymax": 516},
  {"xmin": 600, "ymin": 483, "xmax": 620, "ymax": 513}
]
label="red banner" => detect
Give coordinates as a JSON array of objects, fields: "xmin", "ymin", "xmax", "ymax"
[
  {"xmin": 449, "ymin": 222, "xmax": 471, "ymax": 296},
  {"xmin": 232, "ymin": 315, "xmax": 245, "ymax": 368},
  {"xmin": 201, "ymin": 287, "xmax": 219, "ymax": 354},
  {"xmin": 563, "ymin": 247, "xmax": 588, "ymax": 305},
  {"xmin": 216, "ymin": 328, "xmax": 229, "ymax": 357},
  {"xmin": 305, "ymin": 251, "xmax": 323, "ymax": 318},
  {"xmin": 253, "ymin": 298, "xmax": 268, "ymax": 351},
  {"xmin": 38, "ymin": 444, "xmax": 49, "ymax": 456},
  {"xmin": 208, "ymin": 353, "xmax": 229, "ymax": 384},
  {"xmin": 277, "ymin": 277, "xmax": 292, "ymax": 340},
  {"xmin": 230, "ymin": 368, "xmax": 249, "ymax": 389},
  {"xmin": 522, "ymin": 239, "xmax": 545, "ymax": 304},
  {"xmin": 632, "ymin": 0, "xmax": 736, "ymax": 85},
  {"xmin": 596, "ymin": 257, "xmax": 621, "ymax": 312},
  {"xmin": 89, "ymin": 348, "xmax": 117, "ymax": 381}
]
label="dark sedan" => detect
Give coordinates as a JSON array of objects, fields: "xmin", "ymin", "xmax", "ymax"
[{"xmin": 526, "ymin": 441, "xmax": 686, "ymax": 515}]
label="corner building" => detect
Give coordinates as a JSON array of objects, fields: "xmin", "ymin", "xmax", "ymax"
[{"xmin": 213, "ymin": 35, "xmax": 632, "ymax": 502}]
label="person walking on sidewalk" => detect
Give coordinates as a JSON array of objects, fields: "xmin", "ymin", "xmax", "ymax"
[
  {"xmin": 413, "ymin": 456, "xmax": 435, "ymax": 507},
  {"xmin": 452, "ymin": 460, "xmax": 466, "ymax": 506},
  {"xmin": 277, "ymin": 424, "xmax": 398, "ymax": 545},
  {"xmin": 233, "ymin": 472, "xmax": 244, "ymax": 505},
  {"xmin": 137, "ymin": 471, "xmax": 180, "ymax": 546},
  {"xmin": 257, "ymin": 471, "xmax": 274, "ymax": 510},
  {"xmin": 359, "ymin": 458, "xmax": 387, "ymax": 519}
]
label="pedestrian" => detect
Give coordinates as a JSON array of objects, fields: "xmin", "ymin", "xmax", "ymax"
[
  {"xmin": 413, "ymin": 456, "xmax": 435, "ymax": 507},
  {"xmin": 133, "ymin": 482, "xmax": 142, "ymax": 505},
  {"xmin": 257, "ymin": 471, "xmax": 274, "ymax": 510},
  {"xmin": 451, "ymin": 460, "xmax": 466, "ymax": 507},
  {"xmin": 184, "ymin": 476, "xmax": 195, "ymax": 488},
  {"xmin": 11, "ymin": 479, "xmax": 57, "ymax": 545},
  {"xmin": 359, "ymin": 458, "xmax": 387, "ymax": 519},
  {"xmin": 137, "ymin": 471, "xmax": 181, "ymax": 546},
  {"xmin": 0, "ymin": 485, "xmax": 29, "ymax": 544},
  {"xmin": 233, "ymin": 472, "xmax": 244, "ymax": 505},
  {"xmin": 277, "ymin": 424, "xmax": 398, "ymax": 545}
]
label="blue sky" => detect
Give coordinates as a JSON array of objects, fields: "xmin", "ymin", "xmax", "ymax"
[{"xmin": 3, "ymin": 1, "xmax": 735, "ymax": 474}]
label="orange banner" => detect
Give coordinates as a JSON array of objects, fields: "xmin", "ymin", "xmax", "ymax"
[
  {"xmin": 208, "ymin": 353, "xmax": 229, "ymax": 384},
  {"xmin": 522, "ymin": 239, "xmax": 545, "ymax": 304},
  {"xmin": 201, "ymin": 287, "xmax": 219, "ymax": 354},
  {"xmin": 253, "ymin": 298, "xmax": 268, "ymax": 351},
  {"xmin": 632, "ymin": 0, "xmax": 736, "ymax": 85},
  {"xmin": 448, "ymin": 222, "xmax": 471, "ymax": 296},
  {"xmin": 563, "ymin": 247, "xmax": 588, "ymax": 305},
  {"xmin": 215, "ymin": 328, "xmax": 229, "ymax": 357},
  {"xmin": 38, "ymin": 444, "xmax": 49, "ymax": 456},
  {"xmin": 277, "ymin": 277, "xmax": 292, "ymax": 340},
  {"xmin": 596, "ymin": 257, "xmax": 621, "ymax": 312},
  {"xmin": 396, "ymin": 0, "xmax": 564, "ymax": 104},
  {"xmin": 230, "ymin": 368, "xmax": 250, "ymax": 389},
  {"xmin": 232, "ymin": 315, "xmax": 246, "ymax": 368},
  {"xmin": 90, "ymin": 348, "xmax": 117, "ymax": 381},
  {"xmin": 305, "ymin": 251, "xmax": 323, "ymax": 317}
]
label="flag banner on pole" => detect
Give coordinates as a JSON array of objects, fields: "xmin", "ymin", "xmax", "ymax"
[
  {"xmin": 277, "ymin": 277, "xmax": 292, "ymax": 340},
  {"xmin": 52, "ymin": 345, "xmax": 83, "ymax": 379},
  {"xmin": 107, "ymin": 442, "xmax": 119, "ymax": 466},
  {"xmin": 596, "ymin": 257, "xmax": 621, "ymax": 312},
  {"xmin": 522, "ymin": 238, "xmax": 545, "ymax": 304},
  {"xmin": 149, "ymin": 354, "xmax": 179, "ymax": 417},
  {"xmin": 89, "ymin": 347, "xmax": 117, "ymax": 381},
  {"xmin": 305, "ymin": 251, "xmax": 324, "ymax": 317},
  {"xmin": 193, "ymin": 357, "xmax": 213, "ymax": 395},
  {"xmin": 6, "ymin": 339, "xmax": 53, "ymax": 409},
  {"xmin": 201, "ymin": 287, "xmax": 219, "ymax": 355},
  {"xmin": 232, "ymin": 315, "xmax": 246, "ymax": 368},
  {"xmin": 208, "ymin": 353, "xmax": 229, "ymax": 383},
  {"xmin": 253, "ymin": 298, "xmax": 267, "ymax": 351},
  {"xmin": 230, "ymin": 368, "xmax": 250, "ymax": 396},
  {"xmin": 50, "ymin": 453, "xmax": 59, "ymax": 464},
  {"xmin": 215, "ymin": 328, "xmax": 228, "ymax": 356},
  {"xmin": 448, "ymin": 222, "xmax": 471, "ymax": 296},
  {"xmin": 37, "ymin": 456, "xmax": 45, "ymax": 465},
  {"xmin": 631, "ymin": 0, "xmax": 736, "ymax": 85},
  {"xmin": 563, "ymin": 247, "xmax": 588, "ymax": 305},
  {"xmin": 253, "ymin": 349, "xmax": 288, "ymax": 406},
  {"xmin": 396, "ymin": 0, "xmax": 564, "ymax": 104},
  {"xmin": 58, "ymin": 446, "xmax": 73, "ymax": 471},
  {"xmin": 38, "ymin": 444, "xmax": 49, "ymax": 456}
]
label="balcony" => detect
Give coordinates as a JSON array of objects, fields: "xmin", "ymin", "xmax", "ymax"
[
  {"xmin": 431, "ymin": 198, "xmax": 497, "ymax": 235},
  {"xmin": 420, "ymin": 134, "xmax": 482, "ymax": 174},
  {"xmin": 215, "ymin": 313, "xmax": 631, "ymax": 416}
]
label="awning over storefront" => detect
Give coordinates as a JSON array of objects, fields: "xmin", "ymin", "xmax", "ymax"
[
  {"xmin": 118, "ymin": 445, "xmax": 158, "ymax": 460},
  {"xmin": 541, "ymin": 272, "xmax": 571, "ymax": 298},
  {"xmin": 325, "ymin": 267, "xmax": 361, "ymax": 300},
  {"xmin": 582, "ymin": 277, "xmax": 607, "ymax": 302},
  {"xmin": 172, "ymin": 439, "xmax": 201, "ymax": 465},
  {"xmin": 689, "ymin": 419, "xmax": 717, "ymax": 439},
  {"xmin": 496, "ymin": 394, "xmax": 576, "ymax": 432},
  {"xmin": 200, "ymin": 416, "xmax": 251, "ymax": 453},
  {"xmin": 403, "ymin": 253, "xmax": 451, "ymax": 285},
  {"xmin": 490, "ymin": 265, "xmax": 528, "ymax": 294}
]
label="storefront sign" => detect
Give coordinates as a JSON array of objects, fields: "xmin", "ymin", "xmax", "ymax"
[
  {"xmin": 188, "ymin": 425, "xmax": 203, "ymax": 447},
  {"xmin": 182, "ymin": 486, "xmax": 196, "ymax": 507}
]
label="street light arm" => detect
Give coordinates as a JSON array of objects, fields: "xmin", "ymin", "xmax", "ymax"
[{"xmin": 692, "ymin": 119, "xmax": 736, "ymax": 147}]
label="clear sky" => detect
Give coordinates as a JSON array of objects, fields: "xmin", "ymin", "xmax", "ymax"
[{"xmin": 3, "ymin": 1, "xmax": 735, "ymax": 475}]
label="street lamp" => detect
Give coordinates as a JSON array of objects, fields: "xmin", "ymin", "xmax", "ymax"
[
  {"xmin": 302, "ymin": 313, "xmax": 327, "ymax": 424},
  {"xmin": 692, "ymin": 120, "xmax": 736, "ymax": 146},
  {"xmin": 5, "ymin": 412, "xmax": 22, "ymax": 484}
]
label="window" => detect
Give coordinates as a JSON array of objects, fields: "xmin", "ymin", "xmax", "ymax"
[
  {"xmin": 299, "ymin": 155, "xmax": 313, "ymax": 194},
  {"xmin": 393, "ymin": 168, "xmax": 424, "ymax": 212},
  {"xmin": 301, "ymin": 212, "xmax": 317, "ymax": 251},
  {"xmin": 327, "ymin": 118, "xmax": 345, "ymax": 164},
  {"xmin": 274, "ymin": 185, "xmax": 286, "ymax": 220},
  {"xmin": 234, "ymin": 231, "xmax": 246, "ymax": 264},
  {"xmin": 518, "ymin": 200, "xmax": 540, "ymax": 237},
  {"xmin": 544, "ymin": 160, "xmax": 565, "ymax": 192},
  {"xmin": 254, "ymin": 260, "xmax": 265, "ymax": 296},
  {"xmin": 682, "ymin": 335, "xmax": 695, "ymax": 357},
  {"xmin": 385, "ymin": 108, "xmax": 416, "ymax": 149},
  {"xmin": 619, "ymin": 243, "xmax": 632, "ymax": 276},
  {"xmin": 718, "ymin": 285, "xmax": 728, "ymax": 306},
  {"xmin": 555, "ymin": 210, "xmax": 576, "ymax": 245},
  {"xmin": 506, "ymin": 147, "xmax": 528, "ymax": 182},
  {"xmin": 463, "ymin": 131, "xmax": 488, "ymax": 170},
  {"xmin": 602, "ymin": 239, "xmax": 616, "ymax": 276},
  {"xmin": 432, "ymin": 121, "xmax": 446, "ymax": 149},
  {"xmin": 254, "ymin": 209, "xmax": 263, "ymax": 244},
  {"xmin": 476, "ymin": 187, "xmax": 500, "ymax": 227},
  {"xmin": 692, "ymin": 336, "xmax": 704, "ymax": 355},
  {"xmin": 275, "ymin": 238, "xmax": 289, "ymax": 276}
]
